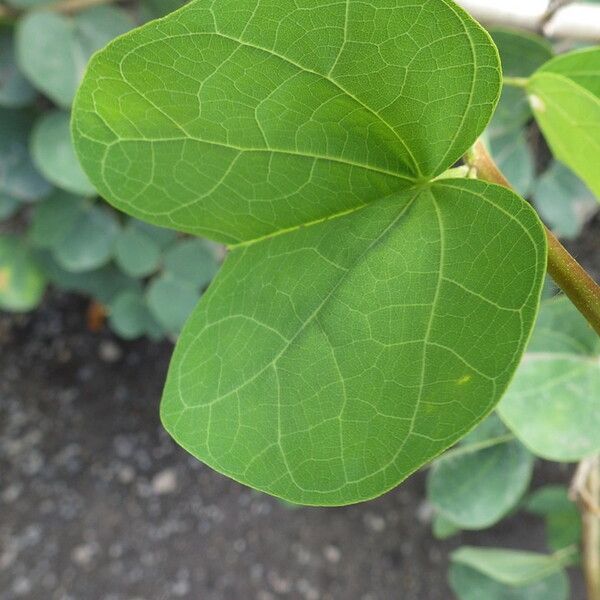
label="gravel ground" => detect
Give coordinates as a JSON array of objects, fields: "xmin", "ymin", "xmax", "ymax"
[{"xmin": 1, "ymin": 212, "xmax": 597, "ymax": 600}]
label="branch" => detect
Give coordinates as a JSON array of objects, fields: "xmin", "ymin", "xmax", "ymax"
[
  {"xmin": 456, "ymin": 0, "xmax": 600, "ymax": 41},
  {"xmin": 466, "ymin": 140, "xmax": 600, "ymax": 337}
]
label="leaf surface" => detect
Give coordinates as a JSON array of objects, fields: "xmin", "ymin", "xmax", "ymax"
[
  {"xmin": 31, "ymin": 110, "xmax": 96, "ymax": 196},
  {"xmin": 499, "ymin": 296, "xmax": 600, "ymax": 462},
  {"xmin": 528, "ymin": 47, "xmax": 600, "ymax": 199},
  {"xmin": 161, "ymin": 180, "xmax": 545, "ymax": 504},
  {"xmin": 72, "ymin": 0, "xmax": 501, "ymax": 243},
  {"xmin": 428, "ymin": 415, "xmax": 533, "ymax": 529},
  {"xmin": 451, "ymin": 546, "xmax": 575, "ymax": 587},
  {"xmin": 449, "ymin": 564, "xmax": 569, "ymax": 600}
]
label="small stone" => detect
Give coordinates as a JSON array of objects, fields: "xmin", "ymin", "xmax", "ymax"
[
  {"xmin": 363, "ymin": 512, "xmax": 386, "ymax": 533},
  {"xmin": 323, "ymin": 544, "xmax": 341, "ymax": 564},
  {"xmin": 117, "ymin": 465, "xmax": 135, "ymax": 484},
  {"xmin": 71, "ymin": 543, "xmax": 97, "ymax": 566},
  {"xmin": 152, "ymin": 469, "xmax": 178, "ymax": 495},
  {"xmin": 98, "ymin": 340, "xmax": 122, "ymax": 363}
]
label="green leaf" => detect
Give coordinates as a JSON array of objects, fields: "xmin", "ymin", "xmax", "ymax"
[
  {"xmin": 526, "ymin": 485, "xmax": 582, "ymax": 551},
  {"xmin": 451, "ymin": 546, "xmax": 576, "ymax": 587},
  {"xmin": 16, "ymin": 6, "xmax": 133, "ymax": 108},
  {"xmin": 432, "ymin": 514, "xmax": 461, "ymax": 540},
  {"xmin": 490, "ymin": 28, "xmax": 553, "ymax": 129},
  {"xmin": 499, "ymin": 296, "xmax": 600, "ymax": 462},
  {"xmin": 0, "ymin": 235, "xmax": 46, "ymax": 311},
  {"xmin": 53, "ymin": 204, "xmax": 120, "ymax": 272},
  {"xmin": 449, "ymin": 564, "xmax": 569, "ymax": 600},
  {"xmin": 428, "ymin": 415, "xmax": 534, "ymax": 529},
  {"xmin": 29, "ymin": 191, "xmax": 85, "ymax": 249},
  {"xmin": 36, "ymin": 252, "xmax": 139, "ymax": 305},
  {"xmin": 147, "ymin": 272, "xmax": 200, "ymax": 334},
  {"xmin": 487, "ymin": 127, "xmax": 535, "ymax": 196},
  {"xmin": 115, "ymin": 221, "xmax": 162, "ymax": 277},
  {"xmin": 0, "ymin": 194, "xmax": 20, "ymax": 220},
  {"xmin": 0, "ymin": 31, "xmax": 36, "ymax": 108},
  {"xmin": 0, "ymin": 109, "xmax": 51, "ymax": 202},
  {"xmin": 532, "ymin": 162, "xmax": 598, "ymax": 240},
  {"xmin": 71, "ymin": 0, "xmax": 549, "ymax": 506},
  {"xmin": 528, "ymin": 47, "xmax": 600, "ymax": 199},
  {"xmin": 109, "ymin": 290, "xmax": 160, "ymax": 340},
  {"xmin": 163, "ymin": 239, "xmax": 219, "ymax": 288},
  {"xmin": 141, "ymin": 0, "xmax": 187, "ymax": 18},
  {"xmin": 160, "ymin": 181, "xmax": 546, "ymax": 505},
  {"xmin": 132, "ymin": 220, "xmax": 178, "ymax": 250},
  {"xmin": 31, "ymin": 110, "xmax": 95, "ymax": 196},
  {"xmin": 72, "ymin": 0, "xmax": 502, "ymax": 243}
]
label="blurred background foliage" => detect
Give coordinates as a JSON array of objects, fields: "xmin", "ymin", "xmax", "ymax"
[
  {"xmin": 0, "ymin": 0, "xmax": 597, "ymax": 344},
  {"xmin": 0, "ymin": 0, "xmax": 224, "ymax": 340}
]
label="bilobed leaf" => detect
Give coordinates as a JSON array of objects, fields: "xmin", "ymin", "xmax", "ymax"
[
  {"xmin": 31, "ymin": 111, "xmax": 95, "ymax": 196},
  {"xmin": 451, "ymin": 546, "xmax": 575, "ymax": 587},
  {"xmin": 0, "ymin": 235, "xmax": 46, "ymax": 312},
  {"xmin": 449, "ymin": 564, "xmax": 569, "ymax": 600},
  {"xmin": 71, "ymin": 0, "xmax": 548, "ymax": 505},
  {"xmin": 499, "ymin": 296, "xmax": 600, "ymax": 462},
  {"xmin": 427, "ymin": 415, "xmax": 534, "ymax": 529},
  {"xmin": 528, "ymin": 47, "xmax": 600, "ymax": 199},
  {"xmin": 16, "ymin": 6, "xmax": 133, "ymax": 108}
]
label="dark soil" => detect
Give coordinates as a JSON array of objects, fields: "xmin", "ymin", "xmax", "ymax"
[{"xmin": 2, "ymin": 214, "xmax": 598, "ymax": 600}]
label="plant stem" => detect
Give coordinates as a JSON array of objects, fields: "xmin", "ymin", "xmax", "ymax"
[
  {"xmin": 466, "ymin": 139, "xmax": 600, "ymax": 336},
  {"xmin": 571, "ymin": 456, "xmax": 600, "ymax": 600},
  {"xmin": 503, "ymin": 76, "xmax": 530, "ymax": 89}
]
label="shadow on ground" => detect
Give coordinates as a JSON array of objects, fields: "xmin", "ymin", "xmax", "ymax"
[{"xmin": 0, "ymin": 286, "xmax": 589, "ymax": 599}]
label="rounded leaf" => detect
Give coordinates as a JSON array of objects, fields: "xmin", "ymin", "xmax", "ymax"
[
  {"xmin": 31, "ymin": 110, "xmax": 95, "ymax": 196},
  {"xmin": 109, "ymin": 290, "xmax": 159, "ymax": 340},
  {"xmin": 449, "ymin": 564, "xmax": 569, "ymax": 600},
  {"xmin": 0, "ymin": 235, "xmax": 46, "ymax": 312},
  {"xmin": 53, "ymin": 205, "xmax": 120, "ymax": 272},
  {"xmin": 72, "ymin": 0, "xmax": 501, "ymax": 243},
  {"xmin": 428, "ymin": 418, "xmax": 534, "ymax": 529},
  {"xmin": 147, "ymin": 273, "xmax": 200, "ymax": 333},
  {"xmin": 499, "ymin": 296, "xmax": 600, "ymax": 462},
  {"xmin": 115, "ymin": 222, "xmax": 161, "ymax": 277},
  {"xmin": 0, "ymin": 32, "xmax": 36, "ymax": 108},
  {"xmin": 0, "ymin": 109, "xmax": 51, "ymax": 202},
  {"xmin": 16, "ymin": 7, "xmax": 133, "ymax": 108},
  {"xmin": 163, "ymin": 239, "xmax": 219, "ymax": 288},
  {"xmin": 160, "ymin": 181, "xmax": 546, "ymax": 505}
]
